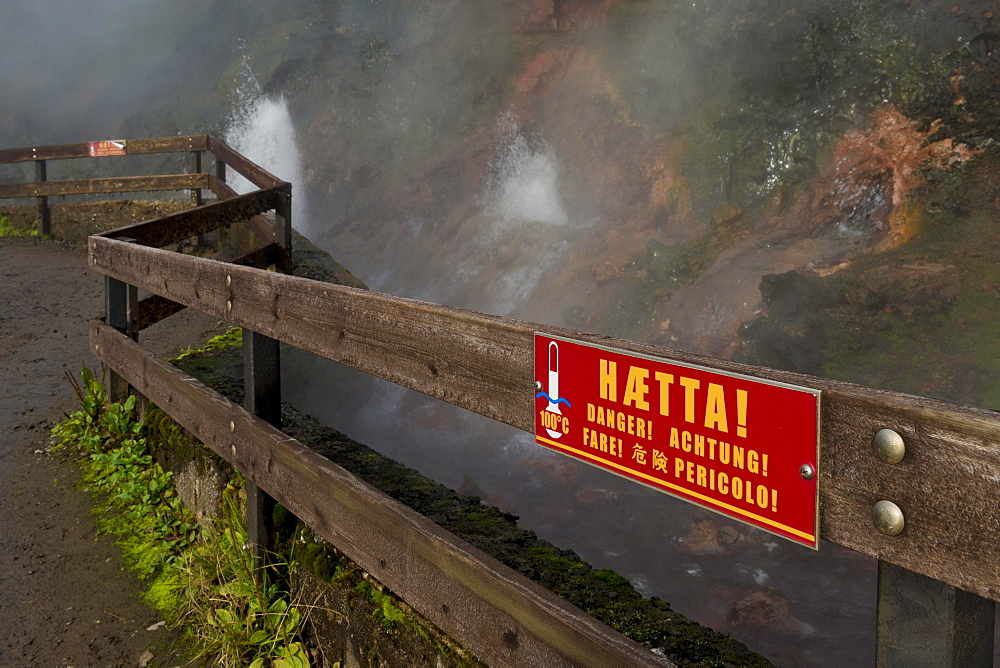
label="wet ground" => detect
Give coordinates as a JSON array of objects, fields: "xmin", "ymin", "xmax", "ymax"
[{"xmin": 0, "ymin": 237, "xmax": 227, "ymax": 667}]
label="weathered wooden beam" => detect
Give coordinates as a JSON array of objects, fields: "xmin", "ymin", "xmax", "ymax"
[
  {"xmin": 207, "ymin": 136, "xmax": 284, "ymax": 189},
  {"xmin": 243, "ymin": 329, "xmax": 280, "ymax": 577},
  {"xmin": 0, "ymin": 174, "xmax": 209, "ymax": 199},
  {"xmin": 273, "ymin": 186, "xmax": 292, "ymax": 274},
  {"xmin": 190, "ymin": 151, "xmax": 203, "ymax": 207},
  {"xmin": 0, "ymin": 135, "xmax": 209, "ymax": 164},
  {"xmin": 134, "ymin": 243, "xmax": 283, "ymax": 331},
  {"xmin": 87, "ymin": 237, "xmax": 1000, "ymax": 602},
  {"xmin": 103, "ymin": 238, "xmax": 138, "ymax": 402},
  {"xmin": 96, "ymin": 186, "xmax": 285, "ymax": 248},
  {"xmin": 34, "ymin": 160, "xmax": 50, "ymax": 236},
  {"xmin": 876, "ymin": 561, "xmax": 994, "ymax": 666},
  {"xmin": 88, "ymin": 319, "xmax": 667, "ymax": 668},
  {"xmin": 207, "ymin": 175, "xmax": 276, "ymax": 246}
]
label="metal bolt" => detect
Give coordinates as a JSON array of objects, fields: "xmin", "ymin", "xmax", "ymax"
[
  {"xmin": 229, "ymin": 421, "xmax": 235, "ymax": 432},
  {"xmin": 873, "ymin": 428, "xmax": 905, "ymax": 464},
  {"xmin": 799, "ymin": 463, "xmax": 816, "ymax": 480},
  {"xmin": 226, "ymin": 300, "xmax": 232, "ymax": 312},
  {"xmin": 226, "ymin": 275, "xmax": 232, "ymax": 287},
  {"xmin": 534, "ymin": 381, "xmax": 543, "ymax": 392},
  {"xmin": 230, "ymin": 444, "xmax": 237, "ymax": 458},
  {"xmin": 873, "ymin": 500, "xmax": 905, "ymax": 536}
]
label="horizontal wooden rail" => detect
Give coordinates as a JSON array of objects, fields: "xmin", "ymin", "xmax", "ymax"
[
  {"xmin": 88, "ymin": 236, "xmax": 1000, "ymax": 603},
  {"xmin": 0, "ymin": 135, "xmax": 208, "ymax": 164},
  {"xmin": 135, "ymin": 242, "xmax": 283, "ymax": 330},
  {"xmin": 89, "ymin": 319, "xmax": 665, "ymax": 667},
  {"xmin": 207, "ymin": 174, "xmax": 278, "ymax": 246},
  {"xmin": 0, "ymin": 173, "xmax": 208, "ymax": 199},
  {"xmin": 207, "ymin": 136, "xmax": 283, "ymax": 189},
  {"xmin": 96, "ymin": 186, "xmax": 286, "ymax": 248}
]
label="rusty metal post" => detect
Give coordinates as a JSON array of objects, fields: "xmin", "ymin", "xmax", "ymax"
[
  {"xmin": 190, "ymin": 150, "xmax": 203, "ymax": 207},
  {"xmin": 104, "ymin": 237, "xmax": 138, "ymax": 403},
  {"xmin": 34, "ymin": 160, "xmax": 50, "ymax": 237},
  {"xmin": 243, "ymin": 328, "xmax": 280, "ymax": 580},
  {"xmin": 876, "ymin": 560, "xmax": 995, "ymax": 667}
]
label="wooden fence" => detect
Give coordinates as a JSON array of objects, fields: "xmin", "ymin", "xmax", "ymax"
[{"xmin": 2, "ymin": 136, "xmax": 997, "ymax": 666}]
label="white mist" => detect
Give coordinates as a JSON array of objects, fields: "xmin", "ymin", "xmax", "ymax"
[{"xmin": 224, "ymin": 61, "xmax": 308, "ymax": 234}]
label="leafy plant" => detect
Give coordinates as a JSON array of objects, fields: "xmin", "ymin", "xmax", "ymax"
[
  {"xmin": 0, "ymin": 215, "xmax": 40, "ymax": 237},
  {"xmin": 172, "ymin": 484, "xmax": 311, "ymax": 667},
  {"xmin": 52, "ymin": 368, "xmax": 312, "ymax": 666}
]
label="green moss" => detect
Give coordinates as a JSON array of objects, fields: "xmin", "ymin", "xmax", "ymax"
[
  {"xmin": 0, "ymin": 216, "xmax": 40, "ymax": 238},
  {"xmin": 176, "ymin": 344, "xmax": 768, "ymax": 665},
  {"xmin": 171, "ymin": 327, "xmax": 244, "ymax": 362}
]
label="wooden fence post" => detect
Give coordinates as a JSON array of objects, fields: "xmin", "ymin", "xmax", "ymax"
[
  {"xmin": 214, "ymin": 157, "xmax": 228, "ymax": 250},
  {"xmin": 104, "ymin": 237, "xmax": 137, "ymax": 403},
  {"xmin": 34, "ymin": 159, "xmax": 50, "ymax": 237},
  {"xmin": 876, "ymin": 560, "xmax": 995, "ymax": 667},
  {"xmin": 274, "ymin": 186, "xmax": 292, "ymax": 273},
  {"xmin": 243, "ymin": 328, "xmax": 280, "ymax": 578},
  {"xmin": 190, "ymin": 150, "xmax": 203, "ymax": 207},
  {"xmin": 243, "ymin": 186, "xmax": 291, "ymax": 577}
]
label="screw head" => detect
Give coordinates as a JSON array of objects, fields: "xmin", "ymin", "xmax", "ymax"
[
  {"xmin": 534, "ymin": 381, "xmax": 543, "ymax": 392},
  {"xmin": 229, "ymin": 421, "xmax": 235, "ymax": 433},
  {"xmin": 799, "ymin": 463, "xmax": 816, "ymax": 480},
  {"xmin": 873, "ymin": 428, "xmax": 905, "ymax": 464},
  {"xmin": 226, "ymin": 275, "xmax": 232, "ymax": 287},
  {"xmin": 226, "ymin": 300, "xmax": 232, "ymax": 312},
  {"xmin": 230, "ymin": 444, "xmax": 237, "ymax": 457},
  {"xmin": 873, "ymin": 500, "xmax": 905, "ymax": 536}
]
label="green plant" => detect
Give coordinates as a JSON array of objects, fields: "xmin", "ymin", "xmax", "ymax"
[
  {"xmin": 52, "ymin": 367, "xmax": 108, "ymax": 452},
  {"xmin": 0, "ymin": 215, "xmax": 40, "ymax": 237},
  {"xmin": 172, "ymin": 484, "xmax": 311, "ymax": 667},
  {"xmin": 52, "ymin": 368, "xmax": 312, "ymax": 666}
]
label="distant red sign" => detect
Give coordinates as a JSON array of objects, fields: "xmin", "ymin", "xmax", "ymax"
[
  {"xmin": 534, "ymin": 333, "xmax": 821, "ymax": 548},
  {"xmin": 88, "ymin": 140, "xmax": 127, "ymax": 157}
]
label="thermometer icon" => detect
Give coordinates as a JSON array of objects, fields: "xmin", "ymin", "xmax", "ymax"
[{"xmin": 545, "ymin": 341, "xmax": 562, "ymax": 439}]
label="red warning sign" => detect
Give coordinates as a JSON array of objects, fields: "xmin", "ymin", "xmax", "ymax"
[
  {"xmin": 534, "ymin": 333, "xmax": 821, "ymax": 548},
  {"xmin": 88, "ymin": 140, "xmax": 127, "ymax": 157}
]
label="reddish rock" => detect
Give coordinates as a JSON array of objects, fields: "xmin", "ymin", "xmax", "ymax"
[
  {"xmin": 513, "ymin": 0, "xmax": 557, "ymax": 33},
  {"xmin": 678, "ymin": 519, "xmax": 726, "ymax": 555},
  {"xmin": 729, "ymin": 586, "xmax": 815, "ymax": 636},
  {"xmin": 555, "ymin": 0, "xmax": 621, "ymax": 30},
  {"xmin": 514, "ymin": 51, "xmax": 563, "ymax": 95},
  {"xmin": 729, "ymin": 586, "xmax": 790, "ymax": 628},
  {"xmin": 805, "ymin": 106, "xmax": 978, "ymax": 248}
]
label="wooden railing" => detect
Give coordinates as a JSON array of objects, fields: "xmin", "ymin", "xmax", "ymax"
[{"xmin": 3, "ymin": 136, "xmax": 997, "ymax": 666}]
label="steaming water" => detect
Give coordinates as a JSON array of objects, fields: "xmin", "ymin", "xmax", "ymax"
[
  {"xmin": 224, "ymin": 61, "xmax": 308, "ymax": 235},
  {"xmin": 376, "ymin": 114, "xmax": 572, "ymax": 316},
  {"xmin": 484, "ymin": 115, "xmax": 568, "ymax": 227}
]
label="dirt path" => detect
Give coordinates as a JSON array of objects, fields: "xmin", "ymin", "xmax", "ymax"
[{"xmin": 0, "ymin": 237, "xmax": 227, "ymax": 667}]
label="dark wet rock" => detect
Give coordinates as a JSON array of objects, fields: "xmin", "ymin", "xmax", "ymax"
[
  {"xmin": 759, "ymin": 271, "xmax": 843, "ymax": 320},
  {"xmin": 729, "ymin": 587, "xmax": 815, "ymax": 637},
  {"xmin": 290, "ymin": 229, "xmax": 367, "ymax": 289},
  {"xmin": 735, "ymin": 270, "xmax": 841, "ymax": 374},
  {"xmin": 854, "ymin": 265, "xmax": 961, "ymax": 323}
]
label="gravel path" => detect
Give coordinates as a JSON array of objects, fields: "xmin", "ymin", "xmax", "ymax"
[{"xmin": 0, "ymin": 237, "xmax": 227, "ymax": 667}]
